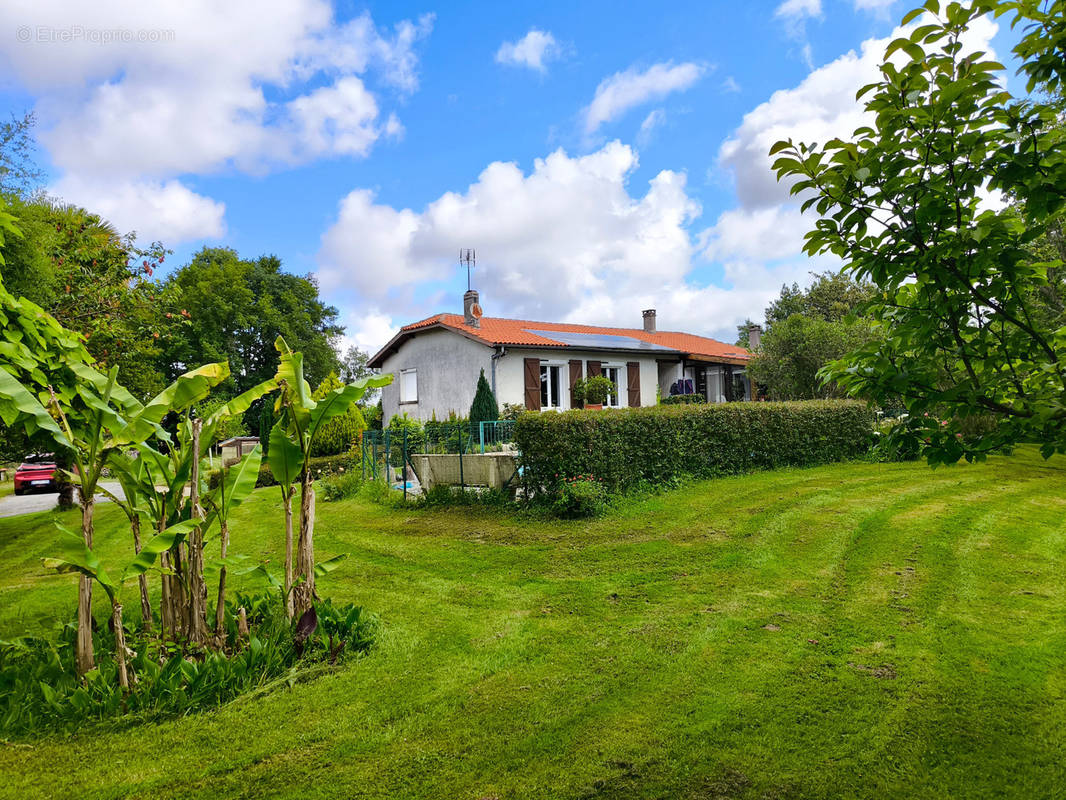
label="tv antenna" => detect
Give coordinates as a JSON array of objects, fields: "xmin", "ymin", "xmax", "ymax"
[{"xmin": 459, "ymin": 249, "xmax": 476, "ymax": 291}]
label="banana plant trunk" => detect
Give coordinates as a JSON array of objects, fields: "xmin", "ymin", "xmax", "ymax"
[
  {"xmin": 293, "ymin": 471, "xmax": 316, "ymax": 615},
  {"xmin": 112, "ymin": 602, "xmax": 129, "ymax": 690},
  {"xmin": 186, "ymin": 419, "xmax": 208, "ymax": 645},
  {"xmin": 160, "ymin": 548, "xmax": 175, "ymax": 637},
  {"xmin": 284, "ymin": 486, "xmax": 295, "ymax": 619},
  {"xmin": 130, "ymin": 516, "xmax": 152, "ymax": 631},
  {"xmin": 214, "ymin": 519, "xmax": 229, "ymax": 637},
  {"xmin": 76, "ymin": 492, "xmax": 95, "ymax": 677}
]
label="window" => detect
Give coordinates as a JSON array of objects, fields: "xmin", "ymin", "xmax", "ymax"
[
  {"xmin": 602, "ymin": 365, "xmax": 622, "ymax": 407},
  {"xmin": 540, "ymin": 363, "xmax": 562, "ymax": 409},
  {"xmin": 400, "ymin": 369, "xmax": 418, "ymax": 403}
]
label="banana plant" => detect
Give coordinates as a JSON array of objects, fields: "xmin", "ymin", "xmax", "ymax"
[
  {"xmin": 270, "ymin": 336, "xmax": 392, "ymax": 615},
  {"xmin": 202, "ymin": 444, "xmax": 263, "ymax": 638},
  {"xmin": 98, "ymin": 451, "xmax": 156, "ymax": 630},
  {"xmin": 43, "ymin": 519, "xmax": 197, "ymax": 690},
  {"xmin": 0, "ymin": 358, "xmax": 228, "ymax": 676}
]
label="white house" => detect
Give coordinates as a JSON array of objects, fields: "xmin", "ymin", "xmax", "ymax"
[{"xmin": 368, "ymin": 290, "xmax": 753, "ymax": 423}]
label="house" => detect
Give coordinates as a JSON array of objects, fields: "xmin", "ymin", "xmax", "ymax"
[
  {"xmin": 218, "ymin": 436, "xmax": 260, "ymax": 463},
  {"xmin": 368, "ymin": 289, "xmax": 753, "ymax": 423}
]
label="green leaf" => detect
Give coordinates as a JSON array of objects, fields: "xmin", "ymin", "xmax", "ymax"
[
  {"xmin": 0, "ymin": 368, "xmax": 66, "ymax": 442},
  {"xmin": 268, "ymin": 419, "xmax": 303, "ymax": 489},
  {"xmin": 314, "ymin": 553, "xmax": 348, "ymax": 578},
  {"xmin": 221, "ymin": 444, "xmax": 263, "ymax": 517}
]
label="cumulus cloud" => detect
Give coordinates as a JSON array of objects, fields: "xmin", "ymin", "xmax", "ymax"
[
  {"xmin": 51, "ymin": 175, "xmax": 226, "ymax": 243},
  {"xmin": 495, "ymin": 29, "xmax": 562, "ymax": 72},
  {"xmin": 0, "ymin": 0, "xmax": 432, "ymax": 242},
  {"xmin": 583, "ymin": 62, "xmax": 705, "ymax": 135},
  {"xmin": 706, "ymin": 12, "xmax": 999, "ymax": 315}
]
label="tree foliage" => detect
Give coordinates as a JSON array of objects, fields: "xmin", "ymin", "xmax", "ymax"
[
  {"xmin": 772, "ymin": 0, "xmax": 1066, "ymax": 464},
  {"xmin": 745, "ymin": 272, "xmax": 879, "ymax": 400},
  {"xmin": 160, "ymin": 248, "xmax": 342, "ymax": 411}
]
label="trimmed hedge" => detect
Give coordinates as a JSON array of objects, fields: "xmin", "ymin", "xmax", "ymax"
[
  {"xmin": 514, "ymin": 400, "xmax": 874, "ymax": 495},
  {"xmin": 661, "ymin": 394, "xmax": 705, "ymax": 405}
]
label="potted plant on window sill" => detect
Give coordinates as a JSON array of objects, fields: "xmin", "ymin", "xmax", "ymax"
[{"xmin": 576, "ymin": 375, "xmax": 615, "ymax": 410}]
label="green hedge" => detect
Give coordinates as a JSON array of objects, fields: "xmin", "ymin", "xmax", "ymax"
[
  {"xmin": 514, "ymin": 400, "xmax": 874, "ymax": 495},
  {"xmin": 661, "ymin": 394, "xmax": 705, "ymax": 405}
]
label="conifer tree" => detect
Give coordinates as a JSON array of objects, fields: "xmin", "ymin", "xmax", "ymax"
[{"xmin": 469, "ymin": 368, "xmax": 499, "ymax": 428}]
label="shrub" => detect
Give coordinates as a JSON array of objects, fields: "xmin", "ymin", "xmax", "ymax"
[
  {"xmin": 661, "ymin": 394, "xmax": 706, "ymax": 405},
  {"xmin": 573, "ymin": 375, "xmax": 615, "ymax": 407},
  {"xmin": 320, "ymin": 469, "xmax": 363, "ymax": 502},
  {"xmin": 515, "ymin": 400, "xmax": 875, "ymax": 498},
  {"xmin": 242, "ymin": 453, "xmax": 356, "ymax": 489},
  {"xmin": 500, "ymin": 402, "xmax": 525, "ymax": 421},
  {"xmin": 553, "ymin": 475, "xmax": 607, "ymax": 518},
  {"xmin": 468, "ymin": 368, "xmax": 499, "ymax": 427},
  {"xmin": 0, "ymin": 593, "xmax": 375, "ymax": 738}
]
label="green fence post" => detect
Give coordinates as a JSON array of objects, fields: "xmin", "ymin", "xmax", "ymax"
[
  {"xmin": 458, "ymin": 423, "xmax": 464, "ymax": 490},
  {"xmin": 403, "ymin": 428, "xmax": 408, "ymax": 502}
]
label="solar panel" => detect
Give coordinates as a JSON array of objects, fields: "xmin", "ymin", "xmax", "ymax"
[{"xmin": 523, "ymin": 329, "xmax": 680, "ymax": 352}]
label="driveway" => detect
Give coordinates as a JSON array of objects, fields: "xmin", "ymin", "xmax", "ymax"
[{"xmin": 0, "ymin": 482, "xmax": 124, "ymax": 518}]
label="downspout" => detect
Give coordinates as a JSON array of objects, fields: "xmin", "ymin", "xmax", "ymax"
[{"xmin": 490, "ymin": 345, "xmax": 506, "ymax": 398}]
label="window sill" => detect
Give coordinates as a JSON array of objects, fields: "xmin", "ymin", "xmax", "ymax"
[{"xmin": 398, "ymin": 400, "xmax": 419, "ymax": 405}]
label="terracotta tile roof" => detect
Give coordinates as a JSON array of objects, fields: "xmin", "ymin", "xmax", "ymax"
[{"xmin": 370, "ymin": 313, "xmax": 750, "ymax": 366}]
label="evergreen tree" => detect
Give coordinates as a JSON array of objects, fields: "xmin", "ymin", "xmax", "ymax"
[
  {"xmin": 258, "ymin": 399, "xmax": 273, "ymax": 456},
  {"xmin": 469, "ymin": 369, "xmax": 499, "ymax": 427}
]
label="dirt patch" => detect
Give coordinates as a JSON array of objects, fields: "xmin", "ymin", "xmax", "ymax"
[{"xmin": 848, "ymin": 662, "xmax": 897, "ymax": 679}]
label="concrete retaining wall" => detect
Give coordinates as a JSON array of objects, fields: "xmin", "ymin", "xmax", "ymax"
[{"xmin": 411, "ymin": 452, "xmax": 517, "ymax": 490}]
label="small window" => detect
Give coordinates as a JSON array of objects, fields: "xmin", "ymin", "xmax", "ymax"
[
  {"xmin": 540, "ymin": 363, "xmax": 562, "ymax": 410},
  {"xmin": 400, "ymin": 369, "xmax": 418, "ymax": 403}
]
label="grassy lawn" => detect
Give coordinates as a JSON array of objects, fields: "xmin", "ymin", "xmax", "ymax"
[{"xmin": 1, "ymin": 448, "xmax": 1065, "ymax": 799}]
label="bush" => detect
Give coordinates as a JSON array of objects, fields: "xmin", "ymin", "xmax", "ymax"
[
  {"xmin": 661, "ymin": 394, "xmax": 706, "ymax": 405},
  {"xmin": 515, "ymin": 400, "xmax": 875, "ymax": 498},
  {"xmin": 553, "ymin": 475, "xmax": 608, "ymax": 518},
  {"xmin": 320, "ymin": 469, "xmax": 363, "ymax": 502},
  {"xmin": 0, "ymin": 592, "xmax": 375, "ymax": 738}
]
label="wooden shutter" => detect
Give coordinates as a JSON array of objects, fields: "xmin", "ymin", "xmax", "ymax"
[
  {"xmin": 626, "ymin": 362, "xmax": 641, "ymax": 407},
  {"xmin": 587, "ymin": 360, "xmax": 602, "ymax": 378},
  {"xmin": 524, "ymin": 358, "xmax": 541, "ymax": 410},
  {"xmin": 569, "ymin": 359, "xmax": 583, "ymax": 408}
]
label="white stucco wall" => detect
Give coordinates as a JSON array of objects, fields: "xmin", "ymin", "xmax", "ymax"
[
  {"xmin": 495, "ymin": 348, "xmax": 667, "ymax": 411},
  {"xmin": 379, "ymin": 329, "xmax": 693, "ymax": 423},
  {"xmin": 378, "ymin": 328, "xmax": 494, "ymax": 423}
]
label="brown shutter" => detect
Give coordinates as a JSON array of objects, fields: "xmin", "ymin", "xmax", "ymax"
[
  {"xmin": 524, "ymin": 358, "xmax": 541, "ymax": 410},
  {"xmin": 587, "ymin": 360, "xmax": 602, "ymax": 378},
  {"xmin": 569, "ymin": 359, "xmax": 583, "ymax": 407},
  {"xmin": 626, "ymin": 362, "xmax": 641, "ymax": 407}
]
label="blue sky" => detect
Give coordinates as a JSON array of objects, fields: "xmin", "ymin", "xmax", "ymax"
[{"xmin": 0, "ymin": 0, "xmax": 1021, "ymax": 352}]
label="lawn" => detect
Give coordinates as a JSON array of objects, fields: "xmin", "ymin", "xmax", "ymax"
[{"xmin": 1, "ymin": 449, "xmax": 1065, "ymax": 799}]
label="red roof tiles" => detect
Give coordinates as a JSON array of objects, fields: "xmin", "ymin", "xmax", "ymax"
[{"xmin": 370, "ymin": 313, "xmax": 750, "ymax": 366}]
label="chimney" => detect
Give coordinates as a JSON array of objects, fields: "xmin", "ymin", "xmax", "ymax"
[
  {"xmin": 642, "ymin": 308, "xmax": 657, "ymax": 333},
  {"xmin": 464, "ymin": 289, "xmax": 481, "ymax": 328},
  {"xmin": 747, "ymin": 323, "xmax": 762, "ymax": 350}
]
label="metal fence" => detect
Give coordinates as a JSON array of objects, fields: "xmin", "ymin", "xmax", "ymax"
[{"xmin": 360, "ymin": 419, "xmax": 518, "ymax": 497}]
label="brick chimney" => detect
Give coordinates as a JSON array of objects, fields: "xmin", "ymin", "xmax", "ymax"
[
  {"xmin": 642, "ymin": 308, "xmax": 657, "ymax": 333},
  {"xmin": 464, "ymin": 289, "xmax": 481, "ymax": 328},
  {"xmin": 747, "ymin": 323, "xmax": 762, "ymax": 350}
]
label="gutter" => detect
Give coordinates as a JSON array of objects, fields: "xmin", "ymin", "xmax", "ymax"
[{"xmin": 490, "ymin": 345, "xmax": 506, "ymax": 396}]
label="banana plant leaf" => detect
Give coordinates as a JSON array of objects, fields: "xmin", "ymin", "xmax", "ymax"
[{"xmin": 268, "ymin": 420, "xmax": 302, "ymax": 489}]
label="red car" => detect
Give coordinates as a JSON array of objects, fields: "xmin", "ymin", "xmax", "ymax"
[{"xmin": 13, "ymin": 453, "xmax": 59, "ymax": 496}]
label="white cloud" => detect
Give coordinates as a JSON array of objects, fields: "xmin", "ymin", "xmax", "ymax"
[
  {"xmin": 637, "ymin": 109, "xmax": 666, "ymax": 146},
  {"xmin": 0, "ymin": 1, "xmax": 431, "ymax": 242},
  {"xmin": 316, "ymin": 142, "xmax": 798, "ymax": 349},
  {"xmin": 705, "ymin": 14, "xmax": 999, "ymax": 322},
  {"xmin": 583, "ymin": 62, "xmax": 705, "ymax": 135},
  {"xmin": 51, "ymin": 175, "xmax": 226, "ymax": 243},
  {"xmin": 721, "ymin": 76, "xmax": 741, "ymax": 94},
  {"xmin": 853, "ymin": 0, "xmax": 896, "ymax": 11},
  {"xmin": 775, "ymin": 0, "xmax": 822, "ymax": 19},
  {"xmin": 495, "ymin": 29, "xmax": 561, "ymax": 72}
]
